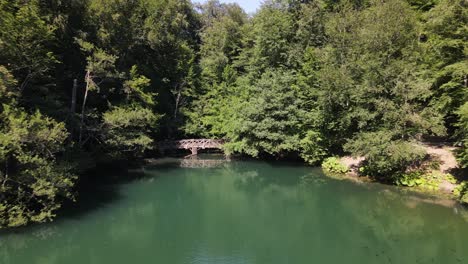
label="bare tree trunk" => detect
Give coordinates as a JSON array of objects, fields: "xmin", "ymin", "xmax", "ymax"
[
  {"xmin": 79, "ymin": 70, "xmax": 91, "ymax": 145},
  {"xmin": 2, "ymin": 159, "xmax": 8, "ymax": 189},
  {"xmin": 173, "ymin": 81, "xmax": 187, "ymax": 120},
  {"xmin": 71, "ymin": 79, "xmax": 77, "ymax": 114},
  {"xmin": 174, "ymin": 90, "xmax": 181, "ymax": 119},
  {"xmin": 19, "ymin": 72, "xmax": 33, "ymax": 94}
]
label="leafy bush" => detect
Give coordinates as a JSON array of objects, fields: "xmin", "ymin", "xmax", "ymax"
[
  {"xmin": 454, "ymin": 182, "xmax": 468, "ymax": 203},
  {"xmin": 223, "ymin": 70, "xmax": 306, "ymax": 158},
  {"xmin": 322, "ymin": 157, "xmax": 349, "ymax": 174},
  {"xmin": 395, "ymin": 171, "xmax": 424, "ymax": 187},
  {"xmin": 103, "ymin": 105, "xmax": 160, "ymax": 157},
  {"xmin": 414, "ymin": 172, "xmax": 445, "ymax": 191},
  {"xmin": 456, "ymin": 103, "xmax": 468, "ymax": 168},
  {"xmin": 396, "ymin": 171, "xmax": 456, "ymax": 191},
  {"xmin": 344, "ymin": 131, "xmax": 427, "ymax": 179},
  {"xmin": 300, "ymin": 131, "xmax": 328, "ymax": 165},
  {"xmin": 0, "ymin": 105, "xmax": 75, "ymax": 228}
]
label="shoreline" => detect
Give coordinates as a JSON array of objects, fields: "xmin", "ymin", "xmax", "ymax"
[{"xmin": 325, "ymin": 142, "xmax": 467, "ymax": 205}]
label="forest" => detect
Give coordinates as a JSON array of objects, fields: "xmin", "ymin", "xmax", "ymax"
[{"xmin": 0, "ymin": 0, "xmax": 466, "ymax": 228}]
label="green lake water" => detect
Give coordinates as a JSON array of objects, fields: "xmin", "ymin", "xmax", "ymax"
[{"xmin": 2, "ymin": 157, "xmax": 468, "ymax": 264}]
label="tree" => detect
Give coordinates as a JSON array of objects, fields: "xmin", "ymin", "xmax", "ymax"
[
  {"xmin": 183, "ymin": 1, "xmax": 248, "ymax": 138},
  {"xmin": 0, "ymin": 0, "xmax": 57, "ymax": 93},
  {"xmin": 75, "ymin": 39, "xmax": 120, "ymax": 145},
  {"xmin": 317, "ymin": 0, "xmax": 445, "ymax": 176},
  {"xmin": 0, "ymin": 66, "xmax": 75, "ymax": 228},
  {"xmin": 1, "ymin": 0, "xmax": 467, "ymax": 228},
  {"xmin": 423, "ymin": 0, "xmax": 468, "ymax": 132},
  {"xmin": 223, "ymin": 70, "xmax": 306, "ymax": 158},
  {"xmin": 237, "ymin": 1, "xmax": 295, "ymax": 72},
  {"xmin": 456, "ymin": 102, "xmax": 468, "ymax": 168},
  {"xmin": 102, "ymin": 66, "xmax": 160, "ymax": 158}
]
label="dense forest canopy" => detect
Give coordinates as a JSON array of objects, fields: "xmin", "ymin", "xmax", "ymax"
[{"xmin": 0, "ymin": 0, "xmax": 466, "ymax": 227}]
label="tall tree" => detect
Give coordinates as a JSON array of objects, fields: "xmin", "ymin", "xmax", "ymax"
[
  {"xmin": 184, "ymin": 1, "xmax": 247, "ymax": 137},
  {"xmin": 423, "ymin": 0, "xmax": 468, "ymax": 133},
  {"xmin": 317, "ymin": 0, "xmax": 444, "ymax": 176},
  {"xmin": 0, "ymin": 66, "xmax": 75, "ymax": 228}
]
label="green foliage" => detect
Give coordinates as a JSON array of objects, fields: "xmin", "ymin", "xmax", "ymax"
[
  {"xmin": 407, "ymin": 0, "xmax": 437, "ymax": 11},
  {"xmin": 184, "ymin": 2, "xmax": 246, "ymax": 138},
  {"xmin": 395, "ymin": 171, "xmax": 424, "ymax": 187},
  {"xmin": 1, "ymin": 0, "xmax": 466, "ymax": 228},
  {"xmin": 77, "ymin": 39, "xmax": 119, "ymax": 80},
  {"xmin": 345, "ymin": 132, "xmax": 427, "ymax": 177},
  {"xmin": 394, "ymin": 170, "xmax": 460, "ymax": 195},
  {"xmin": 223, "ymin": 70, "xmax": 306, "ymax": 157},
  {"xmin": 246, "ymin": 3, "xmax": 295, "ymax": 70},
  {"xmin": 320, "ymin": 0, "xmax": 444, "ymax": 144},
  {"xmin": 454, "ymin": 182, "xmax": 468, "ymax": 203},
  {"xmin": 124, "ymin": 66, "xmax": 155, "ymax": 106},
  {"xmin": 0, "ymin": 102, "xmax": 75, "ymax": 228},
  {"xmin": 456, "ymin": 103, "xmax": 468, "ymax": 168},
  {"xmin": 316, "ymin": 0, "xmax": 445, "ymax": 180},
  {"xmin": 321, "ymin": 157, "xmax": 349, "ymax": 174},
  {"xmin": 103, "ymin": 105, "xmax": 160, "ymax": 157},
  {"xmin": 0, "ymin": 66, "xmax": 18, "ymax": 104},
  {"xmin": 186, "ymin": 0, "xmax": 458, "ymax": 178},
  {"xmin": 0, "ymin": 0, "xmax": 58, "ymax": 88},
  {"xmin": 198, "ymin": 4, "xmax": 247, "ymax": 84},
  {"xmin": 423, "ymin": 0, "xmax": 468, "ymax": 129},
  {"xmin": 79, "ymin": 0, "xmax": 199, "ymax": 137},
  {"xmin": 300, "ymin": 131, "xmax": 328, "ymax": 165}
]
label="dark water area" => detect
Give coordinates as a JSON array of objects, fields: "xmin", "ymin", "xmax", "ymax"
[{"xmin": 1, "ymin": 156, "xmax": 468, "ymax": 264}]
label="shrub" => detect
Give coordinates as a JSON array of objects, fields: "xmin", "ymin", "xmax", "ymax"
[
  {"xmin": 103, "ymin": 105, "xmax": 160, "ymax": 157},
  {"xmin": 300, "ymin": 131, "xmax": 328, "ymax": 165},
  {"xmin": 344, "ymin": 131, "xmax": 427, "ymax": 179},
  {"xmin": 456, "ymin": 103, "xmax": 468, "ymax": 168},
  {"xmin": 322, "ymin": 157, "xmax": 349, "ymax": 174},
  {"xmin": 395, "ymin": 171, "xmax": 424, "ymax": 187},
  {"xmin": 454, "ymin": 182, "xmax": 468, "ymax": 203},
  {"xmin": 395, "ymin": 171, "xmax": 457, "ymax": 191},
  {"xmin": 0, "ymin": 106, "xmax": 75, "ymax": 228}
]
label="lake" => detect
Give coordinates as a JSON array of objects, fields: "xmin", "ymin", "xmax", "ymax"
[{"xmin": 1, "ymin": 157, "xmax": 468, "ymax": 264}]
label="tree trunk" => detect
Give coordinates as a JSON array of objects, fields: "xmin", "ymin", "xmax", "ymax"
[
  {"xmin": 79, "ymin": 70, "xmax": 91, "ymax": 145},
  {"xmin": 71, "ymin": 79, "xmax": 77, "ymax": 114},
  {"xmin": 2, "ymin": 159, "xmax": 8, "ymax": 189},
  {"xmin": 174, "ymin": 90, "xmax": 181, "ymax": 119}
]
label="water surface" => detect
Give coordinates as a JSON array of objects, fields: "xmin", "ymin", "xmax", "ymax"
[{"xmin": 2, "ymin": 157, "xmax": 468, "ymax": 264}]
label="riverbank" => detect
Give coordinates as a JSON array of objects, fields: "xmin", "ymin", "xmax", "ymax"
[{"xmin": 323, "ymin": 142, "xmax": 467, "ymax": 203}]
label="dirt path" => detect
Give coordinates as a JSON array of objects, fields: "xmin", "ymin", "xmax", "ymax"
[
  {"xmin": 340, "ymin": 156, "xmax": 364, "ymax": 176},
  {"xmin": 421, "ymin": 142, "xmax": 459, "ymax": 173},
  {"xmin": 422, "ymin": 143, "xmax": 460, "ymax": 193},
  {"xmin": 340, "ymin": 143, "xmax": 459, "ymax": 172}
]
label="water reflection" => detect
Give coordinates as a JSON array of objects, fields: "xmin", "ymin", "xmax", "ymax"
[{"xmin": 1, "ymin": 158, "xmax": 468, "ymax": 264}]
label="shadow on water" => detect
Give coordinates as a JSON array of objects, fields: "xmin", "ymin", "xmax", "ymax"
[
  {"xmin": 2, "ymin": 156, "xmax": 468, "ymax": 264},
  {"xmin": 0, "ymin": 160, "xmax": 180, "ymax": 236},
  {"xmin": 54, "ymin": 162, "xmax": 183, "ymax": 223},
  {"xmin": 0, "ymin": 156, "xmax": 229, "ymax": 236},
  {"xmin": 60, "ymin": 156, "xmax": 239, "ymax": 220},
  {"xmin": 43, "ymin": 158, "xmax": 217, "ymax": 227},
  {"xmin": 1, "ymin": 155, "xmax": 465, "ymax": 237}
]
